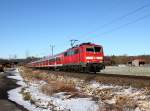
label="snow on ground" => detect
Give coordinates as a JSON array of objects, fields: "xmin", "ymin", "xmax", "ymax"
[
  {"xmin": 7, "ymin": 69, "xmax": 99, "ymax": 111},
  {"xmin": 7, "ymin": 69, "xmax": 26, "ymax": 86},
  {"xmin": 83, "ymin": 80, "xmax": 150, "ymax": 110},
  {"xmin": 26, "ymin": 83, "xmax": 98, "ymax": 111},
  {"xmin": 89, "ymin": 81, "xmax": 120, "ymax": 89},
  {"xmin": 7, "ymin": 69, "xmax": 44, "ymax": 111},
  {"xmin": 8, "ymin": 87, "xmax": 45, "ymax": 111}
]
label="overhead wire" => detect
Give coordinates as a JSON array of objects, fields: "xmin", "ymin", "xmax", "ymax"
[
  {"xmin": 79, "ymin": 2, "xmax": 150, "ymax": 41},
  {"xmin": 96, "ymin": 13, "xmax": 150, "ymax": 36}
]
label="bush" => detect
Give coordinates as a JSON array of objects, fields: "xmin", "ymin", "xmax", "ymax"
[
  {"xmin": 41, "ymin": 81, "xmax": 77, "ymax": 95},
  {"xmin": 23, "ymin": 92, "xmax": 32, "ymax": 101}
]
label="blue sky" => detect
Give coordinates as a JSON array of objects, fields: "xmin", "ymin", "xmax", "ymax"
[{"xmin": 0, "ymin": 0, "xmax": 150, "ymax": 58}]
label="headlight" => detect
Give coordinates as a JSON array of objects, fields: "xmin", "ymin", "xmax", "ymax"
[
  {"xmin": 86, "ymin": 57, "xmax": 94, "ymax": 59},
  {"xmin": 96, "ymin": 57, "xmax": 103, "ymax": 59}
]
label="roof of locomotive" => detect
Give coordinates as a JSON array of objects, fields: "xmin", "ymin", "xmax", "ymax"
[{"xmin": 67, "ymin": 42, "xmax": 102, "ymax": 50}]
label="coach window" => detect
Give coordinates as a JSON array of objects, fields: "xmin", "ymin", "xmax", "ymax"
[
  {"xmin": 70, "ymin": 50, "xmax": 73, "ymax": 55},
  {"xmin": 74, "ymin": 49, "xmax": 79, "ymax": 54},
  {"xmin": 68, "ymin": 50, "xmax": 73, "ymax": 56},
  {"xmin": 67, "ymin": 51, "xmax": 70, "ymax": 56},
  {"xmin": 71, "ymin": 50, "xmax": 74, "ymax": 55}
]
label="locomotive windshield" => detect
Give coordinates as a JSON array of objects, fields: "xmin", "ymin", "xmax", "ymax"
[
  {"xmin": 86, "ymin": 47, "xmax": 94, "ymax": 52},
  {"xmin": 86, "ymin": 47, "xmax": 102, "ymax": 52},
  {"xmin": 94, "ymin": 47, "xmax": 101, "ymax": 52}
]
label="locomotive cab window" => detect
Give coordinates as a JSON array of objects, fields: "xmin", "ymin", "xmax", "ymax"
[
  {"xmin": 94, "ymin": 47, "xmax": 102, "ymax": 52},
  {"xmin": 86, "ymin": 47, "xmax": 94, "ymax": 52}
]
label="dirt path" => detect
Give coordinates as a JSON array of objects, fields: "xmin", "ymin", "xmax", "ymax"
[{"xmin": 0, "ymin": 72, "xmax": 28, "ymax": 111}]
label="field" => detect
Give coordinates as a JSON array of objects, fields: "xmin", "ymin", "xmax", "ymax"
[{"xmin": 101, "ymin": 66, "xmax": 150, "ymax": 76}]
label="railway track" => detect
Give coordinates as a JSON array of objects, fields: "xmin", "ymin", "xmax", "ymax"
[
  {"xmin": 38, "ymin": 69, "xmax": 150, "ymax": 88},
  {"xmin": 44, "ymin": 69, "xmax": 150, "ymax": 79}
]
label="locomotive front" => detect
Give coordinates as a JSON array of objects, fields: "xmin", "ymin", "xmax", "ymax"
[{"xmin": 81, "ymin": 43, "xmax": 105, "ymax": 72}]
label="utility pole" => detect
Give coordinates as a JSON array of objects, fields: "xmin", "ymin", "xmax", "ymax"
[
  {"xmin": 50, "ymin": 45, "xmax": 55, "ymax": 56},
  {"xmin": 70, "ymin": 39, "xmax": 79, "ymax": 47}
]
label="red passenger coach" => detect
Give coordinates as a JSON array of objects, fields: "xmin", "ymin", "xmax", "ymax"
[{"xmin": 28, "ymin": 43, "xmax": 105, "ymax": 73}]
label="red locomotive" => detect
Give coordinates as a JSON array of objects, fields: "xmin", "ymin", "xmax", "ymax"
[{"xmin": 28, "ymin": 43, "xmax": 105, "ymax": 73}]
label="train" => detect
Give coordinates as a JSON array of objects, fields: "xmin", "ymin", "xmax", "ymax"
[{"xmin": 28, "ymin": 42, "xmax": 105, "ymax": 73}]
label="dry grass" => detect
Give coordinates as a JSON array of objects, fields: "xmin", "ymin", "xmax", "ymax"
[
  {"xmin": 20, "ymin": 68, "xmax": 48, "ymax": 81},
  {"xmin": 20, "ymin": 67, "xmax": 79, "ymax": 95},
  {"xmin": 97, "ymin": 96, "xmax": 137, "ymax": 111},
  {"xmin": 20, "ymin": 88, "xmax": 35, "ymax": 104},
  {"xmin": 22, "ymin": 92, "xmax": 32, "ymax": 101},
  {"xmin": 41, "ymin": 81, "xmax": 77, "ymax": 96},
  {"xmin": 114, "ymin": 96, "xmax": 137, "ymax": 110}
]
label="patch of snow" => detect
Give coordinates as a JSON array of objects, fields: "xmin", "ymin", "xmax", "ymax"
[
  {"xmin": 8, "ymin": 87, "xmax": 45, "ymax": 111},
  {"xmin": 7, "ymin": 69, "xmax": 26, "ymax": 86},
  {"xmin": 26, "ymin": 81, "xmax": 99, "ymax": 111},
  {"xmin": 118, "ymin": 64, "xmax": 126, "ymax": 67},
  {"xmin": 53, "ymin": 98, "xmax": 98, "ymax": 111},
  {"xmin": 7, "ymin": 73, "xmax": 23, "ymax": 81},
  {"xmin": 89, "ymin": 81, "xmax": 120, "ymax": 90}
]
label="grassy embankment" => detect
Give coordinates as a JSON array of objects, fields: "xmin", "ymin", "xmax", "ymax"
[
  {"xmin": 19, "ymin": 67, "xmax": 83, "ymax": 97},
  {"xmin": 19, "ymin": 67, "xmax": 150, "ymax": 111}
]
